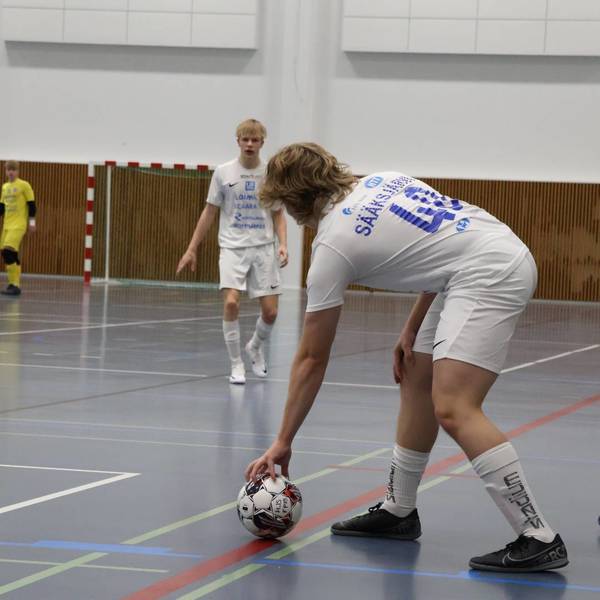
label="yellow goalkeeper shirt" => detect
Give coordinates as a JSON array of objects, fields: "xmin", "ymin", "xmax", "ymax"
[{"xmin": 1, "ymin": 178, "xmax": 34, "ymax": 230}]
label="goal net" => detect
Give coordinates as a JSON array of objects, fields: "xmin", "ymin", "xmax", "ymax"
[{"xmin": 88, "ymin": 162, "xmax": 219, "ymax": 286}]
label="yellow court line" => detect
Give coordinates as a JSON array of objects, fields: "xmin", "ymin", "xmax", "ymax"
[
  {"xmin": 0, "ymin": 558, "xmax": 167, "ymax": 574},
  {"xmin": 176, "ymin": 462, "xmax": 473, "ymax": 599},
  {"xmin": 0, "ymin": 448, "xmax": 390, "ymax": 596}
]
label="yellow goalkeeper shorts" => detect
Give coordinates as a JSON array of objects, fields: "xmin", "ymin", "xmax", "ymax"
[{"xmin": 1, "ymin": 228, "xmax": 26, "ymax": 251}]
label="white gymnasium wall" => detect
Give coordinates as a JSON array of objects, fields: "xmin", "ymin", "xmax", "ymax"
[
  {"xmin": 0, "ymin": 0, "xmax": 599, "ymax": 286},
  {"xmin": 2, "ymin": 0, "xmax": 260, "ymax": 49},
  {"xmin": 322, "ymin": 2, "xmax": 600, "ymax": 182}
]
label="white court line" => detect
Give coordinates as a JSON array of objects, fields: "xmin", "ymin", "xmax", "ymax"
[
  {"xmin": 0, "ymin": 343, "xmax": 597, "ymax": 389},
  {"xmin": 10, "ymin": 295, "xmax": 297, "ymax": 312},
  {"xmin": 0, "ymin": 464, "xmax": 134, "ymax": 475},
  {"xmin": 0, "ymin": 318, "xmax": 104, "ymax": 326},
  {"xmin": 251, "ymin": 378, "xmax": 397, "ymax": 390},
  {"xmin": 0, "ymin": 432, "xmax": 365, "ymax": 458},
  {"xmin": 265, "ymin": 343, "xmax": 600, "ymax": 389},
  {"xmin": 500, "ymin": 344, "xmax": 600, "ymax": 373},
  {"xmin": 0, "ymin": 468, "xmax": 139, "ymax": 515},
  {"xmin": 0, "ymin": 558, "xmax": 168, "ymax": 574},
  {"xmin": 0, "ymin": 417, "xmax": 395, "ymax": 446},
  {"xmin": 0, "ymin": 363, "xmax": 208, "ymax": 378},
  {"xmin": 0, "ymin": 312, "xmax": 258, "ymax": 338},
  {"xmin": 0, "ymin": 447, "xmax": 390, "ymax": 597}
]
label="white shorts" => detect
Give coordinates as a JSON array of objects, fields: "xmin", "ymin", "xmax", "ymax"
[
  {"xmin": 219, "ymin": 243, "xmax": 281, "ymax": 299},
  {"xmin": 413, "ymin": 252, "xmax": 537, "ymax": 374}
]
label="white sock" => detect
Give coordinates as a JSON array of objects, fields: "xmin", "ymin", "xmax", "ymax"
[
  {"xmin": 222, "ymin": 320, "xmax": 242, "ymax": 364},
  {"xmin": 382, "ymin": 444, "xmax": 430, "ymax": 518},
  {"xmin": 249, "ymin": 316, "xmax": 274, "ymax": 349},
  {"xmin": 471, "ymin": 442, "xmax": 556, "ymax": 543}
]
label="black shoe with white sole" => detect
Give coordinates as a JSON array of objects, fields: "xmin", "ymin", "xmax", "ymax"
[
  {"xmin": 331, "ymin": 503, "xmax": 421, "ymax": 540},
  {"xmin": 469, "ymin": 534, "xmax": 568, "ymax": 573}
]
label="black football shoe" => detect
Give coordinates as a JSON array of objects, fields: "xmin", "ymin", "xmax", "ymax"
[
  {"xmin": 331, "ymin": 502, "xmax": 421, "ymax": 540},
  {"xmin": 1, "ymin": 284, "xmax": 21, "ymax": 296},
  {"xmin": 469, "ymin": 534, "xmax": 568, "ymax": 573}
]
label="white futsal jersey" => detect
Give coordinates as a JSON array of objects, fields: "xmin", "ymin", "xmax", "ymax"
[
  {"xmin": 306, "ymin": 172, "xmax": 529, "ymax": 312},
  {"xmin": 206, "ymin": 158, "xmax": 274, "ymax": 249}
]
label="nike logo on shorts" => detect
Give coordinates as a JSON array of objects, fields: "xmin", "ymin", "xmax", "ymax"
[
  {"xmin": 433, "ymin": 339, "xmax": 447, "ymax": 350},
  {"xmin": 270, "ymin": 284, "xmax": 279, "ymax": 289},
  {"xmin": 228, "ymin": 182, "xmax": 237, "ymax": 187}
]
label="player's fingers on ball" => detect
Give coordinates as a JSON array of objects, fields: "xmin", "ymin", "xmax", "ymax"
[
  {"xmin": 250, "ymin": 460, "xmax": 264, "ymax": 481},
  {"xmin": 244, "ymin": 461, "xmax": 255, "ymax": 480},
  {"xmin": 255, "ymin": 460, "xmax": 267, "ymax": 480},
  {"xmin": 256, "ymin": 458, "xmax": 269, "ymax": 480}
]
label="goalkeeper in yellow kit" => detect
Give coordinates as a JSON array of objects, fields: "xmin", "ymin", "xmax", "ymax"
[{"xmin": 0, "ymin": 161, "xmax": 36, "ymax": 296}]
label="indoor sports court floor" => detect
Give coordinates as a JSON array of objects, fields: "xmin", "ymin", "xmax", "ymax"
[{"xmin": 0, "ymin": 278, "xmax": 598, "ymax": 599}]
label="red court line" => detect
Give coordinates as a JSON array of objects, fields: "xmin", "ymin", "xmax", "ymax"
[
  {"xmin": 122, "ymin": 392, "xmax": 600, "ymax": 600},
  {"xmin": 327, "ymin": 465, "xmax": 387, "ymax": 472}
]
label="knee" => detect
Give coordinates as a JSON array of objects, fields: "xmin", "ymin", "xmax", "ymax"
[
  {"xmin": 432, "ymin": 392, "xmax": 471, "ymax": 438},
  {"xmin": 1, "ymin": 248, "xmax": 18, "ymax": 265},
  {"xmin": 261, "ymin": 308, "xmax": 277, "ymax": 325},
  {"xmin": 224, "ymin": 299, "xmax": 240, "ymax": 318},
  {"xmin": 433, "ymin": 404, "xmax": 460, "ymax": 436}
]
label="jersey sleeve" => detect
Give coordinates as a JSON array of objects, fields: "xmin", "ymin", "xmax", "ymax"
[
  {"xmin": 305, "ymin": 244, "xmax": 355, "ymax": 313},
  {"xmin": 23, "ymin": 182, "xmax": 34, "ymax": 202},
  {"xmin": 205, "ymin": 169, "xmax": 223, "ymax": 207}
]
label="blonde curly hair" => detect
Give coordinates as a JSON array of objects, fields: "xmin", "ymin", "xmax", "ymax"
[{"xmin": 260, "ymin": 143, "xmax": 355, "ymax": 225}]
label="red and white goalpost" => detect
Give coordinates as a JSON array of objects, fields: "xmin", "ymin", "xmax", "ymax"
[
  {"xmin": 84, "ymin": 160, "xmax": 213, "ymax": 285},
  {"xmin": 84, "ymin": 163, "xmax": 95, "ymax": 284}
]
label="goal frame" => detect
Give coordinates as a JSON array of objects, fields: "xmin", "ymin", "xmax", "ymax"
[{"xmin": 84, "ymin": 160, "xmax": 214, "ymax": 284}]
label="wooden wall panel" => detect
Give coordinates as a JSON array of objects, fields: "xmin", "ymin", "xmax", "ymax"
[
  {"xmin": 303, "ymin": 179, "xmax": 600, "ymax": 302},
  {"xmin": 2, "ymin": 161, "xmax": 598, "ymax": 301},
  {"xmin": 0, "ymin": 161, "xmax": 87, "ymax": 276},
  {"xmin": 93, "ymin": 167, "xmax": 219, "ymax": 283}
]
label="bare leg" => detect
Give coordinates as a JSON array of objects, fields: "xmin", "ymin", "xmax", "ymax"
[
  {"xmin": 381, "ymin": 352, "xmax": 437, "ymax": 518},
  {"xmin": 432, "ymin": 358, "xmax": 557, "ymax": 544},
  {"xmin": 431, "ymin": 358, "xmax": 503, "ymax": 459},
  {"xmin": 258, "ymin": 294, "xmax": 278, "ymax": 325},
  {"xmin": 396, "ymin": 351, "xmax": 438, "ymax": 452}
]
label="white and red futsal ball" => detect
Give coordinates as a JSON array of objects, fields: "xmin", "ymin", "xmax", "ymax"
[{"xmin": 237, "ymin": 475, "xmax": 303, "ymax": 538}]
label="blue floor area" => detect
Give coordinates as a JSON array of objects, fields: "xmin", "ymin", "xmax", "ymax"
[{"xmin": 0, "ymin": 279, "xmax": 598, "ymax": 599}]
